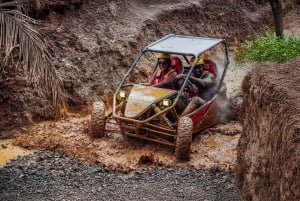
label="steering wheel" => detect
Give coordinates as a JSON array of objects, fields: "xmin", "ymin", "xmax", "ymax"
[{"xmin": 172, "ymin": 77, "xmax": 196, "ymax": 99}]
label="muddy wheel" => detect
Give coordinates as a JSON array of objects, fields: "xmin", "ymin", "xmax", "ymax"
[
  {"xmin": 91, "ymin": 101, "xmax": 106, "ymax": 138},
  {"xmin": 175, "ymin": 116, "xmax": 193, "ymax": 161}
]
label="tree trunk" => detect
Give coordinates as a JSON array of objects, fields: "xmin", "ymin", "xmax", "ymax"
[{"xmin": 268, "ymin": 0, "xmax": 284, "ymax": 38}]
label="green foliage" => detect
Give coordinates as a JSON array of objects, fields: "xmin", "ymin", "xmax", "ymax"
[{"xmin": 237, "ymin": 30, "xmax": 300, "ymax": 63}]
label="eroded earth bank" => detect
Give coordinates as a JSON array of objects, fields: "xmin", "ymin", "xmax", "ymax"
[{"xmin": 236, "ymin": 57, "xmax": 300, "ymax": 201}]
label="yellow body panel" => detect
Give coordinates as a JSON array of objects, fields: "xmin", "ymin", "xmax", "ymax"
[{"xmin": 124, "ymin": 85, "xmax": 176, "ymax": 118}]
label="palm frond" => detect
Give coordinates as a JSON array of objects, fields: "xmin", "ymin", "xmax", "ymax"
[
  {"xmin": 0, "ymin": 9, "xmax": 64, "ymax": 107},
  {"xmin": 0, "ymin": 1, "xmax": 28, "ymax": 8},
  {"xmin": 19, "ymin": 0, "xmax": 46, "ymax": 14},
  {"xmin": 0, "ymin": 0, "xmax": 44, "ymax": 10}
]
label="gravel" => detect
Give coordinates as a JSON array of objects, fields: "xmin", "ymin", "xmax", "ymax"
[{"xmin": 0, "ymin": 151, "xmax": 241, "ymax": 201}]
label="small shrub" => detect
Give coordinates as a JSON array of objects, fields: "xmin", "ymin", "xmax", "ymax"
[{"xmin": 237, "ymin": 30, "xmax": 300, "ymax": 63}]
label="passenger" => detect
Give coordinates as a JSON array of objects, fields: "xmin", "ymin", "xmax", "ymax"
[
  {"xmin": 176, "ymin": 56, "xmax": 216, "ymax": 116},
  {"xmin": 151, "ymin": 53, "xmax": 177, "ymax": 88}
]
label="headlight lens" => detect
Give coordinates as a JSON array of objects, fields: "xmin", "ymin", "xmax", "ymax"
[
  {"xmin": 119, "ymin": 90, "xmax": 126, "ymax": 99},
  {"xmin": 161, "ymin": 99, "xmax": 171, "ymax": 107}
]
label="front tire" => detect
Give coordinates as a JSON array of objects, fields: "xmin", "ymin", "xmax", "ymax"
[
  {"xmin": 91, "ymin": 101, "xmax": 106, "ymax": 138},
  {"xmin": 175, "ymin": 117, "xmax": 193, "ymax": 161}
]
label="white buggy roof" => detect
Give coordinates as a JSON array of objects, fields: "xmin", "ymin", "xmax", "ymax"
[{"xmin": 144, "ymin": 34, "xmax": 224, "ymax": 56}]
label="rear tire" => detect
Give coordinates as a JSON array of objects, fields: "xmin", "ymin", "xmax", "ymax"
[
  {"xmin": 175, "ymin": 117, "xmax": 193, "ymax": 161},
  {"xmin": 91, "ymin": 101, "xmax": 106, "ymax": 138}
]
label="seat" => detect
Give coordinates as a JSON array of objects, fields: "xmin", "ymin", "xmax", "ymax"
[
  {"xmin": 171, "ymin": 56, "xmax": 183, "ymax": 74},
  {"xmin": 203, "ymin": 59, "xmax": 217, "ymax": 77},
  {"xmin": 181, "ymin": 59, "xmax": 217, "ymax": 77}
]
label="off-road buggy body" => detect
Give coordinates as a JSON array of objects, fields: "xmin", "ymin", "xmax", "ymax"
[{"xmin": 91, "ymin": 34, "xmax": 229, "ymax": 160}]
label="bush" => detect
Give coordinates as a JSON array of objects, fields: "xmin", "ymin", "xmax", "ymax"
[{"xmin": 237, "ymin": 30, "xmax": 300, "ymax": 63}]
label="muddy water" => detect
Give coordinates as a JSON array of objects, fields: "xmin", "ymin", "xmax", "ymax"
[{"xmin": 0, "ymin": 139, "xmax": 34, "ymax": 167}]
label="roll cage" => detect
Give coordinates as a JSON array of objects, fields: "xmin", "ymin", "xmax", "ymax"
[{"xmin": 113, "ymin": 34, "xmax": 230, "ymax": 121}]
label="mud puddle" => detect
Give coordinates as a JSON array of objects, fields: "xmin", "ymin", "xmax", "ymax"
[
  {"xmin": 12, "ymin": 112, "xmax": 241, "ymax": 171},
  {"xmin": 0, "ymin": 139, "xmax": 34, "ymax": 167}
]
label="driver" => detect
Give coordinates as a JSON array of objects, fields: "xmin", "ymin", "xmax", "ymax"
[
  {"xmin": 176, "ymin": 56, "xmax": 216, "ymax": 116},
  {"xmin": 151, "ymin": 53, "xmax": 177, "ymax": 88}
]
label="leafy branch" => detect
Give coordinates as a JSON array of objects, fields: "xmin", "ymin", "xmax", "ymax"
[{"xmin": 0, "ymin": 1, "xmax": 64, "ymax": 108}]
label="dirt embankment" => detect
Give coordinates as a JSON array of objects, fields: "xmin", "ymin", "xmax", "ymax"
[
  {"xmin": 0, "ymin": 0, "xmax": 273, "ymax": 132},
  {"xmin": 236, "ymin": 57, "xmax": 300, "ymax": 201}
]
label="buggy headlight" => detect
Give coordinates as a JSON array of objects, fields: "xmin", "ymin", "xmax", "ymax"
[
  {"xmin": 161, "ymin": 99, "xmax": 171, "ymax": 107},
  {"xmin": 119, "ymin": 90, "xmax": 126, "ymax": 99}
]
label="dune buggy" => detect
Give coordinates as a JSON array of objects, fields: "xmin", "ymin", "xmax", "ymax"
[{"xmin": 91, "ymin": 34, "xmax": 230, "ymax": 160}]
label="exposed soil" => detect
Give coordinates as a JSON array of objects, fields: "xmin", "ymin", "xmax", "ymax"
[
  {"xmin": 0, "ymin": 0, "xmax": 273, "ymax": 170},
  {"xmin": 236, "ymin": 57, "xmax": 300, "ymax": 201},
  {"xmin": 1, "ymin": 0, "xmax": 274, "ymax": 131},
  {"xmin": 0, "ymin": 1, "xmax": 300, "ymax": 201},
  {"xmin": 0, "ymin": 2, "xmax": 300, "ymax": 199}
]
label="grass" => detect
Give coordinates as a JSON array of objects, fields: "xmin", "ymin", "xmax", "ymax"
[{"xmin": 236, "ymin": 30, "xmax": 300, "ymax": 63}]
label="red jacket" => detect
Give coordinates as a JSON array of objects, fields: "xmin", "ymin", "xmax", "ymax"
[{"xmin": 151, "ymin": 68, "xmax": 175, "ymax": 85}]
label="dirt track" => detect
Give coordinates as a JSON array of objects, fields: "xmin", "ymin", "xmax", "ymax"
[
  {"xmin": 0, "ymin": 0, "xmax": 272, "ymax": 130},
  {"xmin": 2, "ymin": 0, "xmax": 262, "ymax": 172},
  {"xmin": 14, "ymin": 113, "xmax": 241, "ymax": 172},
  {"xmin": 0, "ymin": 1, "xmax": 300, "ymax": 200},
  {"xmin": 1, "ymin": 0, "xmax": 298, "ymax": 172}
]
